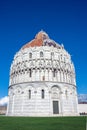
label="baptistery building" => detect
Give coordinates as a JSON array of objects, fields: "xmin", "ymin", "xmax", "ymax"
[{"xmin": 7, "ymin": 31, "xmax": 78, "ymax": 116}]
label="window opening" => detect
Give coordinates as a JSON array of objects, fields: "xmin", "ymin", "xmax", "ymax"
[
  {"xmin": 29, "ymin": 90, "xmax": 31, "ymax": 99},
  {"xmin": 42, "ymin": 89, "xmax": 45, "ymax": 99},
  {"xmin": 53, "ymin": 69, "xmax": 56, "ymax": 77},
  {"xmin": 29, "ymin": 53, "xmax": 32, "ymax": 58},
  {"xmin": 29, "ymin": 69, "xmax": 32, "ymax": 77},
  {"xmin": 40, "ymin": 51, "xmax": 43, "ymax": 57}
]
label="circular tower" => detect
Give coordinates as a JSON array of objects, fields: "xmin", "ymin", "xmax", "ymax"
[{"xmin": 7, "ymin": 31, "xmax": 78, "ymax": 116}]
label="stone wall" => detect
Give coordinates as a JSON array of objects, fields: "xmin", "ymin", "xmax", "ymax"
[
  {"xmin": 7, "ymin": 82, "xmax": 78, "ymax": 116},
  {"xmin": 78, "ymin": 104, "xmax": 87, "ymax": 115},
  {"xmin": 10, "ymin": 46, "xmax": 76, "ymax": 86}
]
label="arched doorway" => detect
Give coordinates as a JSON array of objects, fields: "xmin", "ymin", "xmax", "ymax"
[
  {"xmin": 53, "ymin": 100, "xmax": 59, "ymax": 114},
  {"xmin": 51, "ymin": 86, "xmax": 61, "ymax": 114}
]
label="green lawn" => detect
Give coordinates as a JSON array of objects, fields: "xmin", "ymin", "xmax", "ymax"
[{"xmin": 0, "ymin": 116, "xmax": 86, "ymax": 130}]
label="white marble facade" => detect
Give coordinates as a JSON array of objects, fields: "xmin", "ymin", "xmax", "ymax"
[{"xmin": 7, "ymin": 31, "xmax": 78, "ymax": 116}]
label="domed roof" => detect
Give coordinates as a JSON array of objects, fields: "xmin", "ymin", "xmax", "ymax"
[{"xmin": 22, "ymin": 31, "xmax": 61, "ymax": 49}]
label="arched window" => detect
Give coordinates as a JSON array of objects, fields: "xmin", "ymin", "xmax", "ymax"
[
  {"xmin": 53, "ymin": 69, "xmax": 56, "ymax": 77},
  {"xmin": 29, "ymin": 69, "xmax": 32, "ymax": 77},
  {"xmin": 42, "ymin": 89, "xmax": 45, "ymax": 99},
  {"xmin": 51, "ymin": 52, "xmax": 54, "ymax": 59},
  {"xmin": 65, "ymin": 90, "xmax": 68, "ymax": 99},
  {"xmin": 51, "ymin": 52, "xmax": 54, "ymax": 56},
  {"xmin": 61, "ymin": 54, "xmax": 62, "ymax": 60},
  {"xmin": 42, "ymin": 76, "xmax": 45, "ymax": 81},
  {"xmin": 40, "ymin": 51, "xmax": 43, "ymax": 57},
  {"xmin": 29, "ymin": 53, "xmax": 32, "ymax": 58},
  {"xmin": 29, "ymin": 90, "xmax": 31, "ymax": 99}
]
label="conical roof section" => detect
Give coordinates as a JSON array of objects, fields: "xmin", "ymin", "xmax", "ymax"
[
  {"xmin": 35, "ymin": 30, "xmax": 49, "ymax": 39},
  {"xmin": 22, "ymin": 30, "xmax": 61, "ymax": 49}
]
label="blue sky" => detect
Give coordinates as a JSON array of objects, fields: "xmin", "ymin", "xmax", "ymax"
[{"xmin": 0, "ymin": 0, "xmax": 87, "ymax": 98}]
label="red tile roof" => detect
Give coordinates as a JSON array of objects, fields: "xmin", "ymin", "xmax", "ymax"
[{"xmin": 22, "ymin": 31, "xmax": 44, "ymax": 49}]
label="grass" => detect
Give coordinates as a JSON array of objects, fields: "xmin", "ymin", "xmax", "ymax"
[{"xmin": 0, "ymin": 116, "xmax": 86, "ymax": 130}]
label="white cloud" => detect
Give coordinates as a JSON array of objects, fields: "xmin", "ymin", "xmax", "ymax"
[{"xmin": 0, "ymin": 96, "xmax": 8, "ymax": 106}]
